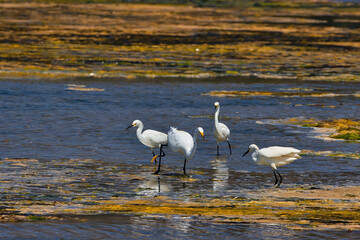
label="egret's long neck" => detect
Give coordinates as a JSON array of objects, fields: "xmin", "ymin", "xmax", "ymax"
[
  {"xmin": 136, "ymin": 123, "xmax": 144, "ymax": 142},
  {"xmin": 189, "ymin": 130, "xmax": 199, "ymax": 158},
  {"xmin": 251, "ymin": 146, "xmax": 260, "ymax": 162},
  {"xmin": 215, "ymin": 107, "xmax": 220, "ymax": 126}
]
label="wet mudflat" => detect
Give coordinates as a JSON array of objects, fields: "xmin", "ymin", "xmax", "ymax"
[
  {"xmin": 0, "ymin": 0, "xmax": 359, "ymax": 238},
  {"xmin": 0, "ymin": 78, "xmax": 359, "ymax": 239},
  {"xmin": 0, "ymin": 1, "xmax": 359, "ymax": 81}
]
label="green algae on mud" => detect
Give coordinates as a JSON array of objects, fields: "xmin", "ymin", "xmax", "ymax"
[
  {"xmin": 0, "ymin": 1, "xmax": 359, "ymax": 80},
  {"xmin": 7, "ymin": 186, "xmax": 360, "ymax": 231},
  {"xmin": 302, "ymin": 150, "xmax": 360, "ymax": 160},
  {"xmin": 276, "ymin": 118, "xmax": 360, "ymax": 141}
]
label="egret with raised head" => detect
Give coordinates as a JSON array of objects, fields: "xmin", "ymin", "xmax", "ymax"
[{"xmin": 214, "ymin": 102, "xmax": 231, "ymax": 155}]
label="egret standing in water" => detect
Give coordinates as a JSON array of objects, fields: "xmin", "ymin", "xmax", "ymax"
[
  {"xmin": 126, "ymin": 120, "xmax": 167, "ymax": 174},
  {"xmin": 168, "ymin": 126, "xmax": 205, "ymax": 175},
  {"xmin": 214, "ymin": 102, "xmax": 231, "ymax": 155},
  {"xmin": 242, "ymin": 144, "xmax": 301, "ymax": 187}
]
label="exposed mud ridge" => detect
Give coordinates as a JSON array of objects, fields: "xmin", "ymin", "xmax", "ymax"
[
  {"xmin": 204, "ymin": 90, "xmax": 360, "ymax": 98},
  {"xmin": 272, "ymin": 118, "xmax": 360, "ymax": 141},
  {"xmin": 0, "ymin": 1, "xmax": 359, "ymax": 80}
]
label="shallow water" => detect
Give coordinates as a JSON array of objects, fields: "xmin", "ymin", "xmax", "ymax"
[
  {"xmin": 1, "ymin": 216, "xmax": 359, "ymax": 240},
  {"xmin": 0, "ymin": 77, "xmax": 359, "ymax": 238}
]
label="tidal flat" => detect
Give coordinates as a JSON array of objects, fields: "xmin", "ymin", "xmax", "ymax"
[
  {"xmin": 0, "ymin": 0, "xmax": 359, "ymax": 238},
  {"xmin": 0, "ymin": 0, "xmax": 359, "ymax": 80},
  {"xmin": 0, "ymin": 78, "xmax": 359, "ymax": 238},
  {"xmin": 0, "ymin": 157, "xmax": 359, "ymax": 232}
]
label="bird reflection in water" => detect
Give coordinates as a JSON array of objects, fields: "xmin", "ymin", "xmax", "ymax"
[
  {"xmin": 211, "ymin": 156, "xmax": 230, "ymax": 192},
  {"xmin": 136, "ymin": 177, "xmax": 172, "ymax": 197}
]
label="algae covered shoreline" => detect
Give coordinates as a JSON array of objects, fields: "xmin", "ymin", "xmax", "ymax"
[
  {"xmin": 0, "ymin": 158, "xmax": 359, "ymax": 232},
  {"xmin": 260, "ymin": 118, "xmax": 360, "ymax": 141},
  {"xmin": 0, "ymin": 0, "xmax": 359, "ymax": 81}
]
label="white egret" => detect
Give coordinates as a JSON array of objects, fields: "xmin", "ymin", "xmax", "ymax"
[
  {"xmin": 126, "ymin": 120, "xmax": 167, "ymax": 174},
  {"xmin": 242, "ymin": 144, "xmax": 301, "ymax": 187},
  {"xmin": 214, "ymin": 102, "xmax": 231, "ymax": 155},
  {"xmin": 168, "ymin": 126, "xmax": 205, "ymax": 175}
]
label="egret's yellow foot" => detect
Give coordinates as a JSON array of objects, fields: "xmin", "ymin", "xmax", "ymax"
[{"xmin": 151, "ymin": 155, "xmax": 158, "ymax": 164}]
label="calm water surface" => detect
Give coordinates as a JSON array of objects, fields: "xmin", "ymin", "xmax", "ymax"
[{"xmin": 0, "ymin": 77, "xmax": 359, "ymax": 239}]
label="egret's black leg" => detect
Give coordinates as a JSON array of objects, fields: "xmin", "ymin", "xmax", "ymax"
[
  {"xmin": 227, "ymin": 141, "xmax": 232, "ymax": 155},
  {"xmin": 276, "ymin": 170, "xmax": 283, "ymax": 187},
  {"xmin": 154, "ymin": 145, "xmax": 162, "ymax": 174},
  {"xmin": 217, "ymin": 145, "xmax": 220, "ymax": 156},
  {"xmin": 157, "ymin": 177, "xmax": 161, "ymax": 193},
  {"xmin": 160, "ymin": 147, "xmax": 166, "ymax": 158},
  {"xmin": 183, "ymin": 158, "xmax": 187, "ymax": 175},
  {"xmin": 273, "ymin": 169, "xmax": 278, "ymax": 186},
  {"xmin": 154, "ymin": 145, "xmax": 164, "ymax": 175},
  {"xmin": 153, "ymin": 157, "xmax": 161, "ymax": 174},
  {"xmin": 159, "ymin": 144, "xmax": 167, "ymax": 158}
]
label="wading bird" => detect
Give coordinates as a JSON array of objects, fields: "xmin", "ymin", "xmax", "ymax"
[
  {"xmin": 168, "ymin": 126, "xmax": 205, "ymax": 175},
  {"xmin": 242, "ymin": 144, "xmax": 301, "ymax": 187},
  {"xmin": 126, "ymin": 120, "xmax": 167, "ymax": 174},
  {"xmin": 214, "ymin": 102, "xmax": 231, "ymax": 155}
]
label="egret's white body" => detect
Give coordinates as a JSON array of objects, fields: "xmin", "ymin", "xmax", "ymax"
[
  {"xmin": 243, "ymin": 144, "xmax": 301, "ymax": 186},
  {"xmin": 168, "ymin": 126, "xmax": 204, "ymax": 175},
  {"xmin": 214, "ymin": 102, "xmax": 231, "ymax": 155},
  {"xmin": 126, "ymin": 120, "xmax": 167, "ymax": 173}
]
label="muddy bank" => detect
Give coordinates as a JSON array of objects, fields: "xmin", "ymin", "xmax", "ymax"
[{"xmin": 0, "ymin": 1, "xmax": 359, "ymax": 80}]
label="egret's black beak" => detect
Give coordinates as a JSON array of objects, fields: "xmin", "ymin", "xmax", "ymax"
[
  {"xmin": 242, "ymin": 149, "xmax": 250, "ymax": 157},
  {"xmin": 125, "ymin": 125, "xmax": 133, "ymax": 130},
  {"xmin": 214, "ymin": 106, "xmax": 217, "ymax": 110}
]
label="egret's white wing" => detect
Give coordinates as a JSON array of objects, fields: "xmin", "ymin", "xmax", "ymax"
[
  {"xmin": 259, "ymin": 146, "xmax": 301, "ymax": 168},
  {"xmin": 214, "ymin": 122, "xmax": 230, "ymax": 142},
  {"xmin": 142, "ymin": 129, "xmax": 168, "ymax": 147},
  {"xmin": 218, "ymin": 123, "xmax": 230, "ymax": 138},
  {"xmin": 269, "ymin": 155, "xmax": 300, "ymax": 167},
  {"xmin": 178, "ymin": 130, "xmax": 194, "ymax": 155},
  {"xmin": 168, "ymin": 127, "xmax": 180, "ymax": 151},
  {"xmin": 260, "ymin": 146, "xmax": 301, "ymax": 158},
  {"xmin": 168, "ymin": 127, "xmax": 193, "ymax": 154}
]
